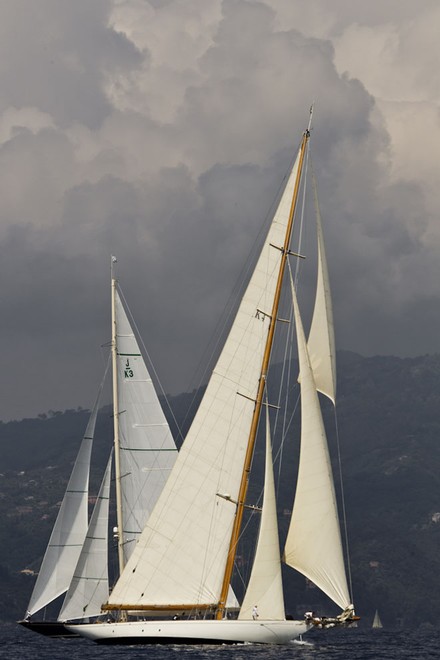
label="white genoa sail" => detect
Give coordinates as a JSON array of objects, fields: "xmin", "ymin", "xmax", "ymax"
[
  {"xmin": 107, "ymin": 147, "xmax": 303, "ymax": 610},
  {"xmin": 26, "ymin": 396, "xmax": 101, "ymax": 617},
  {"xmin": 239, "ymin": 407, "xmax": 284, "ymax": 620},
  {"xmin": 58, "ymin": 452, "xmax": 113, "ymax": 622},
  {"xmin": 283, "ymin": 279, "xmax": 350, "ymax": 611},
  {"xmin": 113, "ymin": 288, "xmax": 178, "ymax": 566}
]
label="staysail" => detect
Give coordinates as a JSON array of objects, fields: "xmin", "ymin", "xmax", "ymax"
[
  {"xmin": 283, "ymin": 277, "xmax": 350, "ymax": 610},
  {"xmin": 58, "ymin": 451, "xmax": 113, "ymax": 622},
  {"xmin": 106, "ymin": 145, "xmax": 303, "ymax": 610},
  {"xmin": 238, "ymin": 406, "xmax": 284, "ymax": 620}
]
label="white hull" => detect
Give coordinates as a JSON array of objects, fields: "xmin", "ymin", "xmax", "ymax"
[{"xmin": 68, "ymin": 618, "xmax": 309, "ymax": 645}]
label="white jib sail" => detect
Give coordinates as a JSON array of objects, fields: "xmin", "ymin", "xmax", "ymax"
[
  {"xmin": 108, "ymin": 148, "xmax": 302, "ymax": 609},
  {"xmin": 239, "ymin": 406, "xmax": 285, "ymax": 620},
  {"xmin": 114, "ymin": 290, "xmax": 178, "ymax": 565},
  {"xmin": 58, "ymin": 451, "xmax": 112, "ymax": 622},
  {"xmin": 306, "ymin": 170, "xmax": 336, "ymax": 404},
  {"xmin": 26, "ymin": 396, "xmax": 101, "ymax": 616},
  {"xmin": 283, "ymin": 279, "xmax": 350, "ymax": 611}
]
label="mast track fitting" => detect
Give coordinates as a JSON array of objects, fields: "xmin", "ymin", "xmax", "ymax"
[
  {"xmin": 236, "ymin": 391, "xmax": 280, "ymax": 409},
  {"xmin": 255, "ymin": 308, "xmax": 272, "ymax": 321},
  {"xmin": 269, "ymin": 243, "xmax": 306, "ymax": 259},
  {"xmin": 216, "ymin": 493, "xmax": 262, "ymax": 512}
]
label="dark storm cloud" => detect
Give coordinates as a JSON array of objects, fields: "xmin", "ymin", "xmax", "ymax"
[
  {"xmin": 0, "ymin": 0, "xmax": 438, "ymax": 420},
  {"xmin": 0, "ymin": 1, "xmax": 141, "ymax": 128}
]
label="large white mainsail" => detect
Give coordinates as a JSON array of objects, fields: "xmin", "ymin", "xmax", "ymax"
[
  {"xmin": 283, "ymin": 277, "xmax": 351, "ymax": 611},
  {"xmin": 112, "ymin": 287, "xmax": 178, "ymax": 568},
  {"xmin": 107, "ymin": 147, "xmax": 303, "ymax": 610},
  {"xmin": 306, "ymin": 169, "xmax": 336, "ymax": 404},
  {"xmin": 238, "ymin": 406, "xmax": 284, "ymax": 620},
  {"xmin": 26, "ymin": 392, "xmax": 101, "ymax": 617},
  {"xmin": 58, "ymin": 451, "xmax": 113, "ymax": 622}
]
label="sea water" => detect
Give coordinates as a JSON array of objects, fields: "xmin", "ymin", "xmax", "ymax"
[{"xmin": 1, "ymin": 624, "xmax": 439, "ymax": 660}]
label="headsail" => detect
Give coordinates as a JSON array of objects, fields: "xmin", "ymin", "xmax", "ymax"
[
  {"xmin": 283, "ymin": 276, "xmax": 350, "ymax": 611},
  {"xmin": 238, "ymin": 405, "xmax": 284, "ymax": 620},
  {"xmin": 106, "ymin": 145, "xmax": 304, "ymax": 611},
  {"xmin": 113, "ymin": 288, "xmax": 178, "ymax": 567},
  {"xmin": 306, "ymin": 169, "xmax": 336, "ymax": 404},
  {"xmin": 26, "ymin": 384, "xmax": 103, "ymax": 617},
  {"xmin": 58, "ymin": 451, "xmax": 113, "ymax": 622}
]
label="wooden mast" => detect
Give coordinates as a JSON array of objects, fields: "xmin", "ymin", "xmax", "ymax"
[
  {"xmin": 216, "ymin": 118, "xmax": 312, "ymax": 619},
  {"xmin": 111, "ymin": 257, "xmax": 125, "ymax": 578}
]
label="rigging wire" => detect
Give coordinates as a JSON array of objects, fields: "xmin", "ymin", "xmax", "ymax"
[
  {"xmin": 232, "ymin": 139, "xmax": 309, "ymax": 572},
  {"xmin": 178, "ymin": 136, "xmax": 305, "ymax": 438},
  {"xmin": 234, "ymin": 140, "xmax": 310, "ymax": 563},
  {"xmin": 273, "ymin": 140, "xmax": 310, "ymax": 491}
]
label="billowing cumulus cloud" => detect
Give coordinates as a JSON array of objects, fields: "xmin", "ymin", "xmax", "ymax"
[{"xmin": 0, "ymin": 0, "xmax": 438, "ymax": 420}]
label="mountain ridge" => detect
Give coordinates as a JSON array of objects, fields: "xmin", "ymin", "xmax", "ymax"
[{"xmin": 1, "ymin": 351, "xmax": 440, "ymax": 628}]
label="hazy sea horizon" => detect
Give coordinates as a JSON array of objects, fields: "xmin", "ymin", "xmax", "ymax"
[{"xmin": 2, "ymin": 622, "xmax": 439, "ymax": 660}]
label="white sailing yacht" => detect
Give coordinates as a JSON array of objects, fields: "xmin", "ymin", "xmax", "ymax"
[
  {"xmin": 70, "ymin": 112, "xmax": 357, "ymax": 645},
  {"xmin": 372, "ymin": 609, "xmax": 383, "ymax": 629},
  {"xmin": 19, "ymin": 268, "xmax": 178, "ymax": 635}
]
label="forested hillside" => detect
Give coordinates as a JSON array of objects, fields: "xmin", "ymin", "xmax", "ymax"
[{"xmin": 2, "ymin": 352, "xmax": 440, "ymax": 628}]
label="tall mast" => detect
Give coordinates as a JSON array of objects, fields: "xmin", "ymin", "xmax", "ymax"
[
  {"xmin": 111, "ymin": 256, "xmax": 125, "ymax": 577},
  {"xmin": 216, "ymin": 118, "xmax": 312, "ymax": 618}
]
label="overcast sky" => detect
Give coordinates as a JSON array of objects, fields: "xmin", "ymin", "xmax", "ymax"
[{"xmin": 1, "ymin": 0, "xmax": 439, "ymax": 421}]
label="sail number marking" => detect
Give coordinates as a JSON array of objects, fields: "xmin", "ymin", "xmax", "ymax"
[
  {"xmin": 255, "ymin": 308, "xmax": 271, "ymax": 322},
  {"xmin": 124, "ymin": 358, "xmax": 134, "ymax": 378},
  {"xmin": 118, "ymin": 353, "xmax": 141, "ymax": 379}
]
